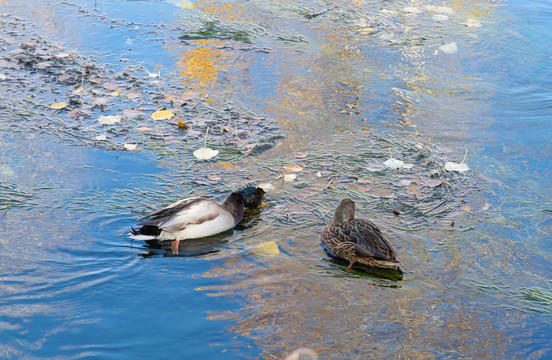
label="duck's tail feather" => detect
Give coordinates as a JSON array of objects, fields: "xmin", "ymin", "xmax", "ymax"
[{"xmin": 129, "ymin": 225, "xmax": 162, "ymax": 240}]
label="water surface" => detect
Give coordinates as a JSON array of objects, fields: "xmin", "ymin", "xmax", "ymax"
[{"xmin": 0, "ymin": 0, "xmax": 551, "ymax": 359}]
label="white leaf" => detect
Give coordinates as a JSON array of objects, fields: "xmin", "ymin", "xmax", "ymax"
[
  {"xmin": 432, "ymin": 14, "xmax": 449, "ymax": 21},
  {"xmin": 94, "ymin": 134, "xmax": 107, "ymax": 141},
  {"xmin": 403, "ymin": 163, "xmax": 414, "ymax": 169},
  {"xmin": 403, "ymin": 6, "xmax": 421, "ymax": 13},
  {"xmin": 397, "ymin": 179, "xmax": 412, "ymax": 186},
  {"xmin": 98, "ymin": 115, "xmax": 121, "ymax": 125},
  {"xmin": 438, "ymin": 42, "xmax": 458, "ymax": 54},
  {"xmin": 437, "ymin": 6, "xmax": 455, "ymax": 15},
  {"xmin": 284, "ymin": 174, "xmax": 296, "ymax": 182},
  {"xmin": 444, "ymin": 161, "xmax": 469, "ymax": 172},
  {"xmin": 258, "ymin": 183, "xmax": 275, "ymax": 193},
  {"xmin": 383, "ymin": 158, "xmax": 404, "ymax": 170},
  {"xmin": 193, "ymin": 147, "xmax": 219, "ymax": 160},
  {"xmin": 124, "ymin": 143, "xmax": 138, "ymax": 151},
  {"xmin": 0, "ymin": 73, "xmax": 7, "ymax": 81}
]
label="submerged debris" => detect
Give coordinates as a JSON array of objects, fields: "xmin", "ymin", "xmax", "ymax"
[{"xmin": 0, "ymin": 14, "xmax": 283, "ymax": 159}]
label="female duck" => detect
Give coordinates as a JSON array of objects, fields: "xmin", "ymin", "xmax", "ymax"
[
  {"xmin": 130, "ymin": 187, "xmax": 264, "ymax": 253},
  {"xmin": 321, "ymin": 198, "xmax": 400, "ymax": 270}
]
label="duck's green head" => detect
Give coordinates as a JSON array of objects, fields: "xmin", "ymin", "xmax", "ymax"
[{"xmin": 237, "ymin": 187, "xmax": 265, "ymax": 208}]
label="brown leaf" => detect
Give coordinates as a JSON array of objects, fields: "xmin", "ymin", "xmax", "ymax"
[
  {"xmin": 102, "ymin": 82, "xmax": 121, "ymax": 91},
  {"xmin": 58, "ymin": 74, "xmax": 72, "ymax": 83},
  {"xmin": 423, "ymin": 179, "xmax": 443, "ymax": 188},
  {"xmin": 126, "ymin": 92, "xmax": 142, "ymax": 100},
  {"xmin": 91, "ymin": 97, "xmax": 110, "ymax": 106}
]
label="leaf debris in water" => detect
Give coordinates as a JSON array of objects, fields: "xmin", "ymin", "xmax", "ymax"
[
  {"xmin": 151, "ymin": 109, "xmax": 174, "ymax": 121},
  {"xmin": 98, "ymin": 115, "xmax": 122, "ymax": 125},
  {"xmin": 193, "ymin": 147, "xmax": 219, "ymax": 160},
  {"xmin": 50, "ymin": 102, "xmax": 67, "ymax": 110},
  {"xmin": 249, "ymin": 241, "xmax": 280, "ymax": 256}
]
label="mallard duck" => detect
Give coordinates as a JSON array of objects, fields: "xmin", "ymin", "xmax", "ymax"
[
  {"xmin": 130, "ymin": 187, "xmax": 265, "ymax": 253},
  {"xmin": 321, "ymin": 198, "xmax": 400, "ymax": 270}
]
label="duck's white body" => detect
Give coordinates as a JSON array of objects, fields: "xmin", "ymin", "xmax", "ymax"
[{"xmin": 129, "ymin": 197, "xmax": 237, "ymax": 241}]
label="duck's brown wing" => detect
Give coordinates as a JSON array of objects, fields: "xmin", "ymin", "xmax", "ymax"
[{"xmin": 336, "ymin": 219, "xmax": 399, "ymax": 262}]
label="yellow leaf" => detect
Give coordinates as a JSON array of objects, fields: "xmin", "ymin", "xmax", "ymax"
[
  {"xmin": 464, "ymin": 206, "xmax": 471, "ymax": 212},
  {"xmin": 108, "ymin": 90, "xmax": 120, "ymax": 97},
  {"xmin": 249, "ymin": 241, "xmax": 280, "ymax": 256},
  {"xmin": 283, "ymin": 164, "xmax": 303, "ymax": 173},
  {"xmin": 219, "ymin": 162, "xmax": 238, "ymax": 170},
  {"xmin": 151, "ymin": 109, "xmax": 174, "ymax": 121},
  {"xmin": 50, "ymin": 102, "xmax": 67, "ymax": 110},
  {"xmin": 357, "ymin": 27, "xmax": 374, "ymax": 34}
]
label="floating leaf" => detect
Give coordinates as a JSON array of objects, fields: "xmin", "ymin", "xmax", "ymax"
[
  {"xmin": 187, "ymin": 129, "xmax": 202, "ymax": 138},
  {"xmin": 121, "ymin": 109, "xmax": 145, "ymax": 119},
  {"xmin": 366, "ymin": 163, "xmax": 386, "ymax": 172},
  {"xmin": 241, "ymin": 143, "xmax": 257, "ymax": 156},
  {"xmin": 436, "ymin": 6, "xmax": 455, "ymax": 15},
  {"xmin": 0, "ymin": 73, "xmax": 7, "ymax": 81},
  {"xmin": 444, "ymin": 149, "xmax": 470, "ymax": 173},
  {"xmin": 123, "ymin": 143, "xmax": 138, "ymax": 151},
  {"xmin": 444, "ymin": 162, "xmax": 469, "ymax": 172},
  {"xmin": 177, "ymin": 120, "xmax": 188, "ymax": 129},
  {"xmin": 72, "ymin": 86, "xmax": 85, "ymax": 96},
  {"xmin": 357, "ymin": 27, "xmax": 374, "ymax": 34},
  {"xmin": 67, "ymin": 108, "xmax": 90, "ymax": 118},
  {"xmin": 403, "ymin": 163, "xmax": 414, "ymax": 169},
  {"xmin": 108, "ymin": 90, "xmax": 120, "ymax": 97},
  {"xmin": 284, "ymin": 174, "xmax": 297, "ymax": 182},
  {"xmin": 294, "ymin": 152, "xmax": 309, "ymax": 159},
  {"xmin": 432, "ymin": 14, "xmax": 449, "ymax": 21},
  {"xmin": 438, "ymin": 42, "xmax": 458, "ymax": 54},
  {"xmin": 151, "ymin": 109, "xmax": 174, "ymax": 121},
  {"xmin": 126, "ymin": 92, "xmax": 142, "ymax": 100},
  {"xmin": 36, "ymin": 62, "xmax": 51, "ymax": 69},
  {"xmin": 94, "ymin": 134, "xmax": 107, "ymax": 141},
  {"xmin": 249, "ymin": 241, "xmax": 280, "ymax": 256},
  {"xmin": 91, "ymin": 97, "xmax": 110, "ymax": 106},
  {"xmin": 58, "ymin": 74, "xmax": 72, "ymax": 82},
  {"xmin": 283, "ymin": 164, "xmax": 303, "ymax": 173},
  {"xmin": 98, "ymin": 115, "xmax": 122, "ymax": 125},
  {"xmin": 258, "ymin": 183, "xmax": 275, "ymax": 193},
  {"xmin": 462, "ymin": 19, "xmax": 482, "ymax": 27},
  {"xmin": 50, "ymin": 102, "xmax": 67, "ymax": 110},
  {"xmin": 403, "ymin": 6, "xmax": 422, "ymax": 13},
  {"xmin": 193, "ymin": 147, "xmax": 219, "ymax": 160},
  {"xmin": 397, "ymin": 179, "xmax": 413, "ymax": 186},
  {"xmin": 136, "ymin": 127, "xmax": 154, "ymax": 134},
  {"xmin": 423, "ymin": 179, "xmax": 443, "ymax": 188},
  {"xmin": 383, "ymin": 158, "xmax": 404, "ymax": 170},
  {"xmin": 102, "ymin": 82, "xmax": 120, "ymax": 91}
]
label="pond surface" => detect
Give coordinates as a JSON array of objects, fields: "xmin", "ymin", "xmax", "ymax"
[{"xmin": 0, "ymin": 0, "xmax": 551, "ymax": 359}]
